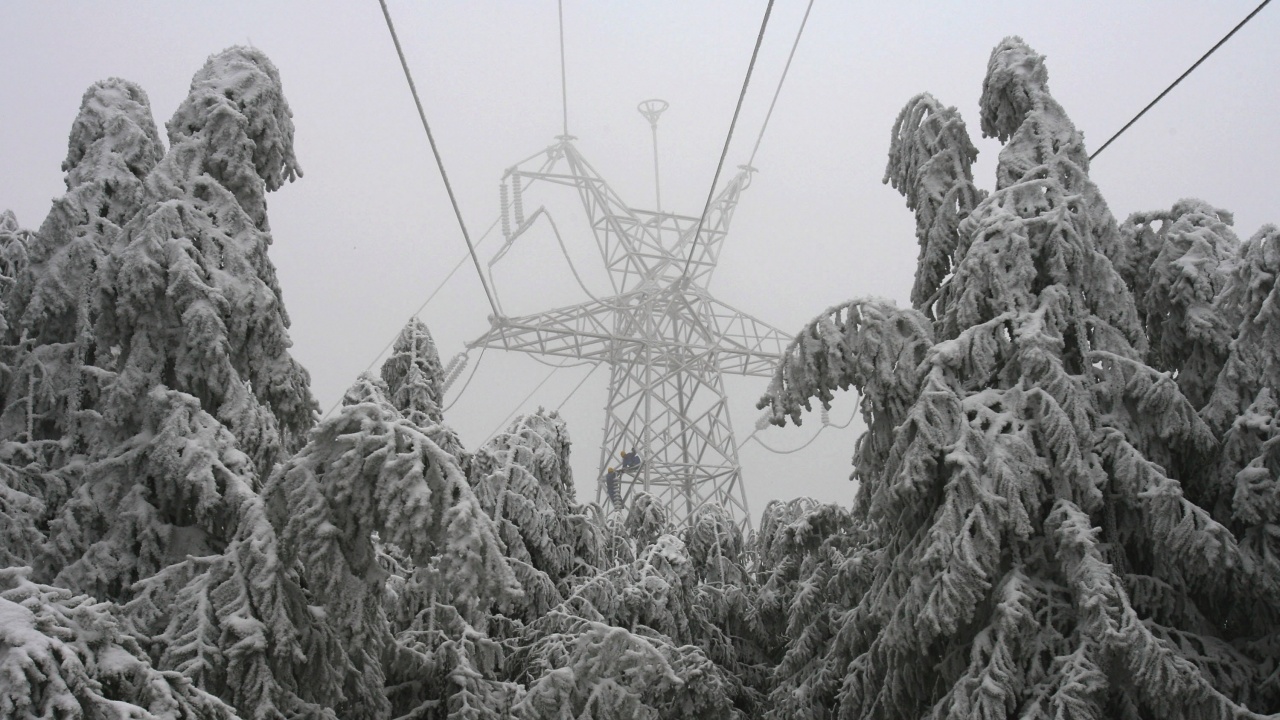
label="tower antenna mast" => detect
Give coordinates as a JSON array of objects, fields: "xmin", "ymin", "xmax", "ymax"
[{"xmin": 638, "ymin": 99, "xmax": 669, "ymax": 212}]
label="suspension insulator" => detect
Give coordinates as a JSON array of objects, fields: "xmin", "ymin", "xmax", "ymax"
[
  {"xmin": 441, "ymin": 351, "xmax": 469, "ymax": 393},
  {"xmin": 754, "ymin": 409, "xmax": 772, "ymax": 431},
  {"xmin": 821, "ymin": 406, "xmax": 831, "ymax": 426},
  {"xmin": 513, "ymin": 176, "xmax": 525, "ymax": 227},
  {"xmin": 500, "ymin": 181, "xmax": 511, "ymax": 239},
  {"xmin": 605, "ymin": 471, "xmax": 625, "ymax": 511}
]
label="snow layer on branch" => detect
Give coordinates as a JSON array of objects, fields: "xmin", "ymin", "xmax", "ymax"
[
  {"xmin": 1118, "ymin": 200, "xmax": 1240, "ymax": 409},
  {"xmin": 0, "ymin": 566, "xmax": 236, "ymax": 720},
  {"xmin": 2, "ymin": 79, "xmax": 162, "ymax": 463},
  {"xmin": 884, "ymin": 93, "xmax": 986, "ymax": 316},
  {"xmin": 167, "ymin": 47, "xmax": 300, "ymax": 215},
  {"xmin": 763, "ymin": 36, "xmax": 1278, "ymax": 719},
  {"xmin": 760, "ymin": 298, "xmax": 932, "ymax": 493},
  {"xmin": 470, "ymin": 409, "xmax": 603, "ymax": 619},
  {"xmin": 98, "ymin": 47, "xmax": 316, "ymax": 468}
]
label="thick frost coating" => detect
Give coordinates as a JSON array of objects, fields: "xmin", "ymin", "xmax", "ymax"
[
  {"xmin": 0, "ymin": 567, "xmax": 235, "ymax": 719},
  {"xmin": 762, "ymin": 36, "xmax": 1278, "ymax": 719},
  {"xmin": 102, "ymin": 46, "xmax": 317, "ymax": 470},
  {"xmin": 267, "ymin": 372, "xmax": 521, "ymax": 718},
  {"xmin": 469, "ymin": 409, "xmax": 604, "ymax": 621},
  {"xmin": 3, "ymin": 80, "xmax": 162, "ymax": 464},
  {"xmin": 885, "ymin": 93, "xmax": 986, "ymax": 316}
]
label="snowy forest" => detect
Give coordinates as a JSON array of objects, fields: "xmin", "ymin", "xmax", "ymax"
[{"xmin": 1, "ymin": 37, "xmax": 1278, "ymax": 720}]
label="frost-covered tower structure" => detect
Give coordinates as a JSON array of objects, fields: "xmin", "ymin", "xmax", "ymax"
[{"xmin": 469, "ymin": 120, "xmax": 789, "ymax": 528}]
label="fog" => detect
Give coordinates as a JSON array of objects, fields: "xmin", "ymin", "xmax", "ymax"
[{"xmin": 2, "ymin": 1, "xmax": 1276, "ymax": 516}]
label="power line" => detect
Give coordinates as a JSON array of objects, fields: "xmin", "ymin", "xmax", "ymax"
[
  {"xmin": 558, "ymin": 0, "xmax": 569, "ymax": 136},
  {"xmin": 738, "ymin": 405, "xmax": 855, "ymax": 455},
  {"xmin": 483, "ymin": 364, "xmax": 561, "ymax": 442},
  {"xmin": 556, "ymin": 363, "xmax": 600, "ymax": 412},
  {"xmin": 748, "ymin": 0, "xmax": 815, "ymax": 167},
  {"xmin": 318, "ymin": 217, "xmax": 500, "ymax": 421},
  {"xmin": 1090, "ymin": 0, "xmax": 1272, "ymax": 161},
  {"xmin": 681, "ymin": 0, "xmax": 776, "ymax": 276},
  {"xmin": 443, "ymin": 346, "xmax": 486, "ymax": 413},
  {"xmin": 377, "ymin": 0, "xmax": 500, "ymax": 316}
]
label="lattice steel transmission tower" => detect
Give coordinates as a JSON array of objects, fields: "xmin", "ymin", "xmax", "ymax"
[{"xmin": 468, "ymin": 105, "xmax": 789, "ymax": 528}]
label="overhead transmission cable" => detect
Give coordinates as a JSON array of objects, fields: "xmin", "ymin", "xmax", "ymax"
[
  {"xmin": 737, "ymin": 404, "xmax": 856, "ymax": 455},
  {"xmin": 748, "ymin": 0, "xmax": 815, "ymax": 167},
  {"xmin": 557, "ymin": 364, "xmax": 601, "ymax": 412},
  {"xmin": 681, "ymin": 0, "xmax": 775, "ymax": 277},
  {"xmin": 442, "ymin": 345, "xmax": 487, "ymax": 413},
  {"xmin": 318, "ymin": 217, "xmax": 500, "ymax": 420},
  {"xmin": 1090, "ymin": 0, "xmax": 1271, "ymax": 161},
  {"xmin": 558, "ymin": 0, "xmax": 570, "ymax": 136},
  {"xmin": 377, "ymin": 0, "xmax": 500, "ymax": 316},
  {"xmin": 483, "ymin": 365, "xmax": 561, "ymax": 443}
]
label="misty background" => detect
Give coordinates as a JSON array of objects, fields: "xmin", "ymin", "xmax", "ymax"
[{"xmin": 2, "ymin": 1, "xmax": 1276, "ymax": 517}]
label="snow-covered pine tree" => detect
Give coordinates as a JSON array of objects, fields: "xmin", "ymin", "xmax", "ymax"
[
  {"xmin": 33, "ymin": 44, "xmax": 315, "ymax": 594},
  {"xmin": 381, "ymin": 317, "xmax": 470, "ymax": 464},
  {"xmin": 0, "ymin": 215, "xmax": 42, "ymax": 570},
  {"xmin": 1198, "ymin": 222, "xmax": 1280, "ymax": 692},
  {"xmin": 96, "ymin": 46, "xmax": 315, "ymax": 473},
  {"xmin": 1116, "ymin": 200, "xmax": 1241, "ymax": 411},
  {"xmin": 1, "ymin": 79, "xmax": 164, "ymax": 469},
  {"xmin": 0, "ymin": 212, "xmax": 32, "ymax": 416},
  {"xmin": 267, "ymin": 372, "xmax": 522, "ymax": 719},
  {"xmin": 681, "ymin": 504, "xmax": 775, "ymax": 713},
  {"xmin": 0, "ymin": 566, "xmax": 236, "ymax": 720},
  {"xmin": 761, "ymin": 36, "xmax": 1275, "ymax": 719},
  {"xmin": 513, "ymin": 532, "xmax": 747, "ymax": 720},
  {"xmin": 624, "ymin": 490, "xmax": 671, "ymax": 549},
  {"xmin": 0, "ymin": 48, "xmax": 338, "ymax": 719},
  {"xmin": 382, "ymin": 317, "xmax": 446, "ymax": 425},
  {"xmin": 753, "ymin": 499, "xmax": 869, "ymax": 719},
  {"xmin": 468, "ymin": 409, "xmax": 604, "ymax": 621}
]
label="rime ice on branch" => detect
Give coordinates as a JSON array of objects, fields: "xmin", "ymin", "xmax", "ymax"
[{"xmin": 761, "ymin": 36, "xmax": 1279, "ymax": 719}]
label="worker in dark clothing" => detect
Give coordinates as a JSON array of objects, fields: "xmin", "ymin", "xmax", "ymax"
[{"xmin": 620, "ymin": 449, "xmax": 641, "ymax": 472}]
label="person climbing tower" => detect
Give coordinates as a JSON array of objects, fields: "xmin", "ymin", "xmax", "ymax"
[{"xmin": 620, "ymin": 449, "xmax": 641, "ymax": 472}]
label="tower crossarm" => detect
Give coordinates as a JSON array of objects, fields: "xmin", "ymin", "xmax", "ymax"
[
  {"xmin": 666, "ymin": 166, "xmax": 754, "ymax": 284},
  {"xmin": 466, "ymin": 293, "xmax": 643, "ymax": 364},
  {"xmin": 558, "ymin": 141, "xmax": 671, "ymax": 290},
  {"xmin": 696, "ymin": 294, "xmax": 791, "ymax": 377},
  {"xmin": 465, "ymin": 286, "xmax": 790, "ymax": 378}
]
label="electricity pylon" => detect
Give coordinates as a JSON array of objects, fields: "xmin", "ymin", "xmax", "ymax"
[{"xmin": 468, "ymin": 105, "xmax": 789, "ymax": 528}]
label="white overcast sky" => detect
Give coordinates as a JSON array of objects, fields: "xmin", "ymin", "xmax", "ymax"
[{"xmin": 2, "ymin": 1, "xmax": 1277, "ymax": 516}]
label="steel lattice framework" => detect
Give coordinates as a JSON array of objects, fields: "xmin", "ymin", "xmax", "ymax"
[{"xmin": 468, "ymin": 130, "xmax": 789, "ymax": 528}]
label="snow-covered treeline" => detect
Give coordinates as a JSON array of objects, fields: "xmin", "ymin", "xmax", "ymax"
[{"xmin": 2, "ymin": 38, "xmax": 1277, "ymax": 719}]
